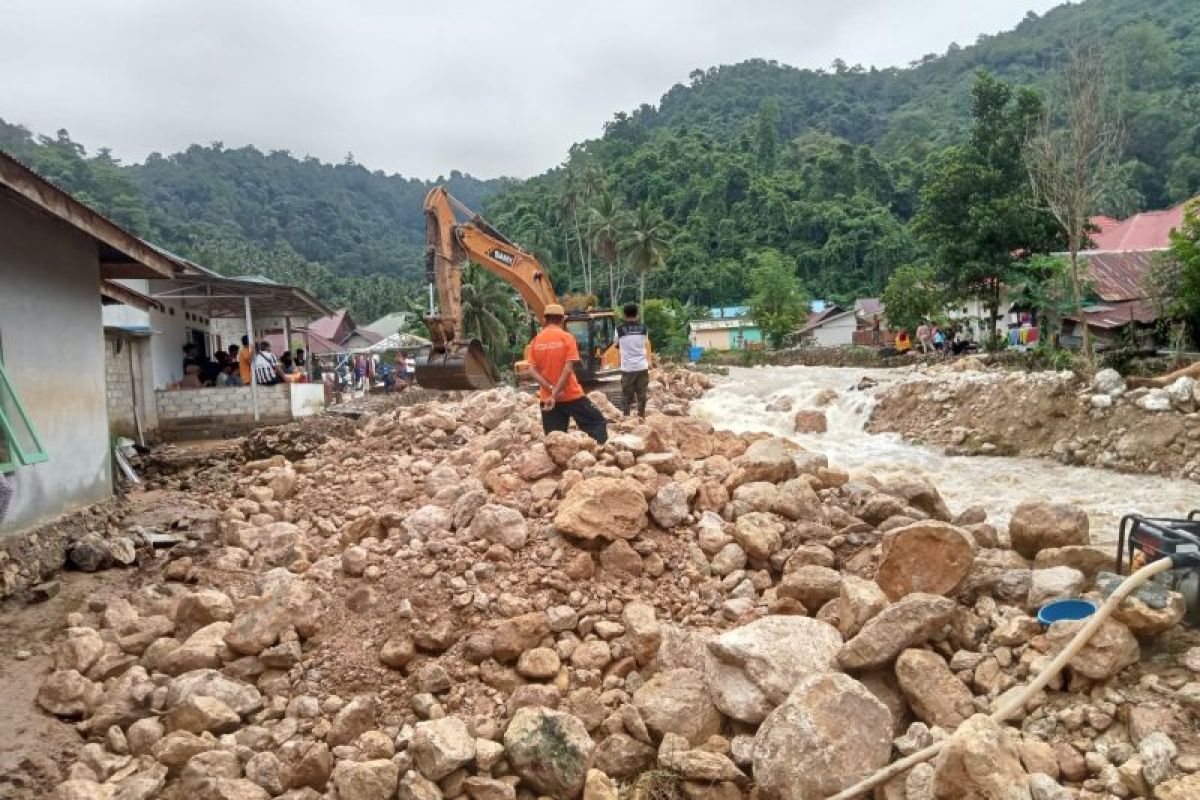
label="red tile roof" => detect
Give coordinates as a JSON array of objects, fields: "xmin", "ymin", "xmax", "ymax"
[
  {"xmin": 1088, "ymin": 201, "xmax": 1191, "ymax": 251},
  {"xmin": 308, "ymin": 308, "xmax": 350, "ymax": 342}
]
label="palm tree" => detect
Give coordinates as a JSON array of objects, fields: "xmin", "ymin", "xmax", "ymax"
[
  {"xmin": 619, "ymin": 202, "xmax": 673, "ymax": 307},
  {"xmin": 586, "ymin": 193, "xmax": 631, "ymax": 306},
  {"xmin": 460, "ymin": 264, "xmax": 519, "ymax": 366},
  {"xmin": 558, "ymin": 170, "xmax": 594, "ymax": 297}
]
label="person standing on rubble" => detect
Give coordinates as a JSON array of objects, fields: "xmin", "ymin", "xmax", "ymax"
[
  {"xmin": 615, "ymin": 302, "xmax": 651, "ymax": 418},
  {"xmin": 526, "ymin": 304, "xmax": 608, "ymax": 444}
]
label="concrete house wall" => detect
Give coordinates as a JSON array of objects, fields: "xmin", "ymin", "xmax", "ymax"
[
  {"xmin": 103, "ymin": 279, "xmax": 211, "ymax": 388},
  {"xmin": 0, "ymin": 194, "xmax": 112, "ymax": 533},
  {"xmin": 808, "ymin": 313, "xmax": 857, "ymax": 347}
]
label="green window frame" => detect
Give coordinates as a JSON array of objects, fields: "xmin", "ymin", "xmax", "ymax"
[{"xmin": 0, "ymin": 359, "xmax": 48, "ymax": 470}]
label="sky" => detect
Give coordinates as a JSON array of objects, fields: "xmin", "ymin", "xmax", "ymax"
[{"xmin": 3, "ymin": 0, "xmax": 1064, "ymax": 180}]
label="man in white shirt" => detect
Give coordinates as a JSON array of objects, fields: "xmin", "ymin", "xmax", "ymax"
[
  {"xmin": 615, "ymin": 303, "xmax": 651, "ymax": 418},
  {"xmin": 252, "ymin": 341, "xmax": 285, "ymax": 386}
]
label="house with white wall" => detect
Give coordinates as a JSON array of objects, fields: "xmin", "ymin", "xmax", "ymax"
[
  {"xmin": 0, "ymin": 151, "xmax": 177, "ymax": 535},
  {"xmin": 799, "ymin": 305, "xmax": 858, "ymax": 347}
]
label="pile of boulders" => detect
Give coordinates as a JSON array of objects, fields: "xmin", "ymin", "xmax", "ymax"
[
  {"xmin": 869, "ymin": 363, "xmax": 1200, "ymax": 482},
  {"xmin": 30, "ymin": 365, "xmax": 1200, "ymax": 800}
]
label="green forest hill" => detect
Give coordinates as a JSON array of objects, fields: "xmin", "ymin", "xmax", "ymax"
[{"xmin": 1, "ymin": 0, "xmax": 1198, "ymax": 326}]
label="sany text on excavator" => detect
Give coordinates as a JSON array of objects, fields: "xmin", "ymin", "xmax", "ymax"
[{"xmin": 415, "ymin": 186, "xmax": 624, "ymax": 391}]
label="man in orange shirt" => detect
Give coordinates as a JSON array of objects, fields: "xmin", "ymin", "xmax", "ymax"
[{"xmin": 526, "ymin": 304, "xmax": 608, "ymax": 444}]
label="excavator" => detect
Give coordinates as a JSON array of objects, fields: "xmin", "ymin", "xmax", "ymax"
[{"xmin": 414, "ymin": 186, "xmax": 624, "ymax": 391}]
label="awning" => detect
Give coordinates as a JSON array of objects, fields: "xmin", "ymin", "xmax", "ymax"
[
  {"xmin": 101, "ymin": 279, "xmax": 164, "ymax": 312},
  {"xmin": 147, "ymin": 272, "xmax": 332, "ymax": 319}
]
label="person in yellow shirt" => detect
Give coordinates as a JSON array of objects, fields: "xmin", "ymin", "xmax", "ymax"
[
  {"xmin": 525, "ymin": 304, "xmax": 608, "ymax": 444},
  {"xmin": 238, "ymin": 335, "xmax": 253, "ymax": 385}
]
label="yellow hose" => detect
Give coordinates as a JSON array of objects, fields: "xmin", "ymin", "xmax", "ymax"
[{"xmin": 825, "ymin": 556, "xmax": 1175, "ymax": 800}]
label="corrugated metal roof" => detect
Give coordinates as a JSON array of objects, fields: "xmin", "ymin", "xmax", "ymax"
[
  {"xmin": 1081, "ymin": 250, "xmax": 1156, "ymax": 303},
  {"xmin": 1064, "ymin": 299, "xmax": 1157, "ymax": 330},
  {"xmin": 690, "ymin": 318, "xmax": 758, "ymax": 332},
  {"xmin": 800, "ymin": 308, "xmax": 856, "ymax": 333}
]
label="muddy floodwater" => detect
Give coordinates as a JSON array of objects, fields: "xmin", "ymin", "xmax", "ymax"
[{"xmin": 692, "ymin": 365, "xmax": 1200, "ymax": 543}]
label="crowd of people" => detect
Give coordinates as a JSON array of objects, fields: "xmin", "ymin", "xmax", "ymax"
[
  {"xmin": 893, "ymin": 320, "xmax": 976, "ymax": 357},
  {"xmin": 176, "ymin": 338, "xmax": 311, "ymax": 389}
]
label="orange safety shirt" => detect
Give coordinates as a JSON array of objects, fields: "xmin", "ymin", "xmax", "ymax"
[{"xmin": 528, "ymin": 325, "xmax": 585, "ymax": 403}]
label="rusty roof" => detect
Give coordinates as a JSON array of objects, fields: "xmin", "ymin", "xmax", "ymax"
[
  {"xmin": 1081, "ymin": 250, "xmax": 1158, "ymax": 303},
  {"xmin": 1064, "ymin": 299, "xmax": 1157, "ymax": 330}
]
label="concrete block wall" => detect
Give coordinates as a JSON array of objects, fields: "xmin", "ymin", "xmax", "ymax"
[
  {"xmin": 155, "ymin": 384, "xmax": 293, "ymax": 439},
  {"xmin": 104, "ymin": 335, "xmax": 136, "ymax": 439}
]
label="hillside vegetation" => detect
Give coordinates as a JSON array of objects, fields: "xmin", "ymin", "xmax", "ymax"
[{"xmin": 1, "ymin": 0, "xmax": 1197, "ymax": 324}]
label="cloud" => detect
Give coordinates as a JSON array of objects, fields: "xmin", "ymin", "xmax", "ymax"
[{"xmin": 2, "ymin": 0, "xmax": 1061, "ymax": 178}]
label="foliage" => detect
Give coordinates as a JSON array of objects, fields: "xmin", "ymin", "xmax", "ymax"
[
  {"xmin": 881, "ymin": 263, "xmax": 942, "ymax": 334},
  {"xmin": 1006, "ymin": 254, "xmax": 1084, "ymax": 341},
  {"xmin": 745, "ymin": 250, "xmax": 810, "ymax": 348},
  {"xmin": 640, "ymin": 299, "xmax": 691, "ymax": 357},
  {"xmin": 913, "ymin": 72, "xmax": 1059, "ymax": 337},
  {"xmin": 460, "ymin": 264, "xmax": 522, "ymax": 366},
  {"xmin": 619, "ymin": 203, "xmax": 673, "ymax": 305},
  {"xmin": 1160, "ymin": 200, "xmax": 1200, "ymax": 342}
]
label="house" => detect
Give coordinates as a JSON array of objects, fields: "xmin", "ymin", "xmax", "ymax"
[
  {"xmin": 1088, "ymin": 202, "xmax": 1189, "ymax": 251},
  {"xmin": 799, "ymin": 305, "xmax": 857, "ymax": 347},
  {"xmin": 1061, "ymin": 251, "xmax": 1160, "ymax": 349},
  {"xmin": 363, "ymin": 311, "xmax": 412, "ymax": 339},
  {"xmin": 689, "ymin": 309, "xmax": 763, "ymax": 351},
  {"xmin": 308, "ymin": 309, "xmax": 383, "ymax": 352},
  {"xmin": 0, "ymin": 150, "xmax": 177, "ymax": 534}
]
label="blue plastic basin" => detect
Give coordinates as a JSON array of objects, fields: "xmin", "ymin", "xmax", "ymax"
[{"xmin": 1037, "ymin": 598, "xmax": 1098, "ymax": 626}]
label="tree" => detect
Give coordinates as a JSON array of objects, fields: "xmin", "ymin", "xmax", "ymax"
[
  {"xmin": 881, "ymin": 263, "xmax": 942, "ymax": 335},
  {"xmin": 1025, "ymin": 43, "xmax": 1124, "ymax": 366},
  {"xmin": 460, "ymin": 264, "xmax": 520, "ymax": 367},
  {"xmin": 585, "ymin": 193, "xmax": 631, "ymax": 307},
  {"xmin": 746, "ymin": 250, "xmax": 810, "ymax": 348},
  {"xmin": 1005, "ymin": 255, "xmax": 1080, "ymax": 342},
  {"xmin": 1151, "ymin": 200, "xmax": 1200, "ymax": 343},
  {"xmin": 619, "ymin": 202, "xmax": 673, "ymax": 307},
  {"xmin": 914, "ymin": 71, "xmax": 1059, "ymax": 345},
  {"xmin": 755, "ymin": 99, "xmax": 780, "ymax": 173},
  {"xmin": 641, "ymin": 299, "xmax": 690, "ymax": 357}
]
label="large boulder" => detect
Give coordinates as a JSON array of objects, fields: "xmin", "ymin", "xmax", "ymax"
[
  {"xmin": 632, "ymin": 668, "xmax": 722, "ymax": 745},
  {"xmin": 838, "ymin": 594, "xmax": 956, "ymax": 671},
  {"xmin": 412, "ymin": 716, "xmax": 475, "ymax": 781},
  {"xmin": 705, "ymin": 616, "xmax": 842, "ymax": 723},
  {"xmin": 752, "ymin": 673, "xmax": 892, "ymax": 800},
  {"xmin": 1044, "ymin": 617, "xmax": 1139, "ymax": 680},
  {"xmin": 727, "ymin": 438, "xmax": 798, "ymax": 487},
  {"xmin": 650, "ymin": 481, "xmax": 690, "ymax": 529},
  {"xmin": 932, "ymin": 714, "xmax": 1031, "ymax": 799},
  {"xmin": 895, "ymin": 649, "xmax": 975, "ymax": 730},
  {"xmin": 554, "ymin": 477, "xmax": 648, "ymax": 542},
  {"xmin": 223, "ymin": 569, "xmax": 321, "ymax": 656},
  {"xmin": 468, "ymin": 504, "xmax": 529, "ymax": 550},
  {"xmin": 876, "ymin": 474, "xmax": 952, "ymax": 521},
  {"xmin": 37, "ymin": 670, "xmax": 101, "ymax": 718},
  {"xmin": 1008, "ymin": 502, "xmax": 1089, "ymax": 559},
  {"xmin": 838, "ymin": 576, "xmax": 889, "ymax": 639},
  {"xmin": 504, "ymin": 706, "xmax": 595, "ymax": 799},
  {"xmin": 875, "ymin": 521, "xmax": 975, "ymax": 601},
  {"xmin": 165, "ymin": 669, "xmax": 262, "ymax": 716},
  {"xmin": 732, "ymin": 512, "xmax": 786, "ymax": 562}
]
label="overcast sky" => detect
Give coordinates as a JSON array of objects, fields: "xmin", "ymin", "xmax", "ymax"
[{"xmin": 4, "ymin": 0, "xmax": 1064, "ymax": 179}]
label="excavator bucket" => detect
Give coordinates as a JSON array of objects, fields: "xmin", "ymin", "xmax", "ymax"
[{"xmin": 413, "ymin": 340, "xmax": 500, "ymax": 390}]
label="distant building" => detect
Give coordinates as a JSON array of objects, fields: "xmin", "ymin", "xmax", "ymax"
[
  {"xmin": 689, "ymin": 308, "xmax": 763, "ymax": 351},
  {"xmin": 363, "ymin": 311, "xmax": 412, "ymax": 339},
  {"xmin": 308, "ymin": 308, "xmax": 383, "ymax": 352},
  {"xmin": 799, "ymin": 305, "xmax": 857, "ymax": 347}
]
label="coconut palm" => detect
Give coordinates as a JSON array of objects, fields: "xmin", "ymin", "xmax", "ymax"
[
  {"xmin": 460, "ymin": 263, "xmax": 520, "ymax": 366},
  {"xmin": 586, "ymin": 193, "xmax": 631, "ymax": 306},
  {"xmin": 619, "ymin": 202, "xmax": 673, "ymax": 307}
]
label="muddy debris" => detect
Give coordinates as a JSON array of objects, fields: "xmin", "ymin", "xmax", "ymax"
[{"xmin": 8, "ymin": 365, "xmax": 1200, "ymax": 800}]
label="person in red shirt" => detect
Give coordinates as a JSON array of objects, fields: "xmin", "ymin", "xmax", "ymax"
[{"xmin": 526, "ymin": 304, "xmax": 608, "ymax": 443}]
